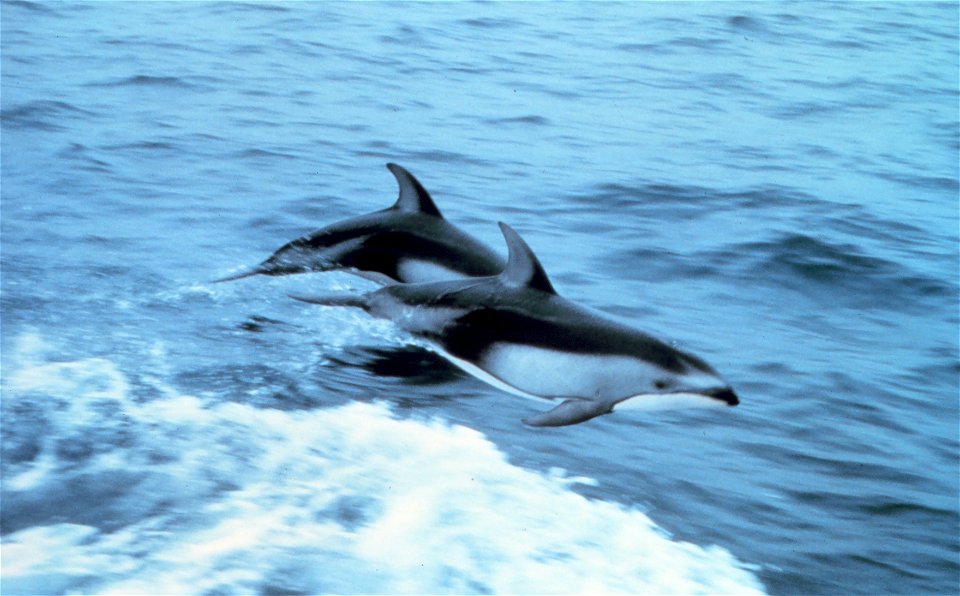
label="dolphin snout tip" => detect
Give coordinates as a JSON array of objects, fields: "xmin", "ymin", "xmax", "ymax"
[{"xmin": 709, "ymin": 387, "xmax": 739, "ymax": 407}]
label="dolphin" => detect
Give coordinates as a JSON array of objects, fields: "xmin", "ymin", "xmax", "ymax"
[
  {"xmin": 292, "ymin": 222, "xmax": 739, "ymax": 426},
  {"xmin": 216, "ymin": 163, "xmax": 504, "ymax": 284}
]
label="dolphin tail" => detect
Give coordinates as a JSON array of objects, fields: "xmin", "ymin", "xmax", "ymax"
[
  {"xmin": 212, "ymin": 266, "xmax": 269, "ymax": 283},
  {"xmin": 213, "ymin": 256, "xmax": 319, "ymax": 283},
  {"xmin": 522, "ymin": 398, "xmax": 612, "ymax": 427},
  {"xmin": 288, "ymin": 292, "xmax": 371, "ymax": 311}
]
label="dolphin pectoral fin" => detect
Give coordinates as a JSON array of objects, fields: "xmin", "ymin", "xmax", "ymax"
[
  {"xmin": 522, "ymin": 399, "xmax": 612, "ymax": 427},
  {"xmin": 288, "ymin": 292, "xmax": 370, "ymax": 311}
]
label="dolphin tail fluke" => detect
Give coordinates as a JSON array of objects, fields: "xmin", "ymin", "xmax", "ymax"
[
  {"xmin": 288, "ymin": 292, "xmax": 371, "ymax": 311},
  {"xmin": 522, "ymin": 398, "xmax": 612, "ymax": 427}
]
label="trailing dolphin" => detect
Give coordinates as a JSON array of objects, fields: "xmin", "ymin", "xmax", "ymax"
[
  {"xmin": 216, "ymin": 163, "xmax": 504, "ymax": 284},
  {"xmin": 292, "ymin": 222, "xmax": 739, "ymax": 427}
]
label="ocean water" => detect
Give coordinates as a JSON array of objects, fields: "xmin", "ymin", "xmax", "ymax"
[{"xmin": 1, "ymin": 1, "xmax": 957, "ymax": 594}]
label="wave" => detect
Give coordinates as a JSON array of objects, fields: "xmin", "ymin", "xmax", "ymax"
[
  {"xmin": 86, "ymin": 75, "xmax": 219, "ymax": 91},
  {"xmin": 1, "ymin": 334, "xmax": 764, "ymax": 595},
  {"xmin": 0, "ymin": 100, "xmax": 96, "ymax": 132},
  {"xmin": 235, "ymin": 147, "xmax": 299, "ymax": 161},
  {"xmin": 574, "ymin": 180, "xmax": 955, "ymax": 311},
  {"xmin": 485, "ymin": 115, "xmax": 553, "ymax": 127},
  {"xmin": 727, "ymin": 232, "xmax": 955, "ymax": 309},
  {"xmin": 2, "ymin": 0, "xmax": 55, "ymax": 14}
]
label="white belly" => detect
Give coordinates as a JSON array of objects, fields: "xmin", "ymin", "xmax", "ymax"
[
  {"xmin": 427, "ymin": 342, "xmax": 728, "ymax": 411},
  {"xmin": 397, "ymin": 259, "xmax": 464, "ymax": 283},
  {"xmin": 481, "ymin": 343, "xmax": 662, "ymax": 400}
]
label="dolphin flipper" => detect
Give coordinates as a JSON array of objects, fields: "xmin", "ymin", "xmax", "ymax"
[{"xmin": 522, "ymin": 398, "xmax": 612, "ymax": 427}]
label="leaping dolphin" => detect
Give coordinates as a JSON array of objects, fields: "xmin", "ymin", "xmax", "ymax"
[
  {"xmin": 216, "ymin": 163, "xmax": 504, "ymax": 284},
  {"xmin": 292, "ymin": 223, "xmax": 739, "ymax": 427}
]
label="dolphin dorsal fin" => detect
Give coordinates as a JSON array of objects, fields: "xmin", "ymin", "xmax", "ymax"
[
  {"xmin": 386, "ymin": 163, "xmax": 443, "ymax": 217},
  {"xmin": 497, "ymin": 222, "xmax": 556, "ymax": 294}
]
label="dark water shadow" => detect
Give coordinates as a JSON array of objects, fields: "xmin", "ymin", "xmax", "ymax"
[{"xmin": 324, "ymin": 345, "xmax": 466, "ymax": 386}]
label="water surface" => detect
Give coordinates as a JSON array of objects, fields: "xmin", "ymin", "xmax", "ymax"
[{"xmin": 2, "ymin": 2, "xmax": 958, "ymax": 594}]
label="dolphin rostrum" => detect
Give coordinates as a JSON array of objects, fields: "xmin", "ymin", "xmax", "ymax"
[
  {"xmin": 292, "ymin": 222, "xmax": 739, "ymax": 426},
  {"xmin": 216, "ymin": 163, "xmax": 504, "ymax": 284}
]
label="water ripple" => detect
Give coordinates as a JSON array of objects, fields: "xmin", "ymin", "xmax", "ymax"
[
  {"xmin": 484, "ymin": 115, "xmax": 552, "ymax": 127},
  {"xmin": 1, "ymin": 100, "xmax": 96, "ymax": 131},
  {"xmin": 725, "ymin": 233, "xmax": 953, "ymax": 309},
  {"xmin": 87, "ymin": 75, "xmax": 219, "ymax": 91}
]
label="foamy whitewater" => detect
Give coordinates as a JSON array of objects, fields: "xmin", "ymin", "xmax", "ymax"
[{"xmin": 3, "ymin": 334, "xmax": 761, "ymax": 595}]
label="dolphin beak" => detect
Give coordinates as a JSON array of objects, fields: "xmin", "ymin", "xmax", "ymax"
[{"xmin": 706, "ymin": 387, "xmax": 739, "ymax": 406}]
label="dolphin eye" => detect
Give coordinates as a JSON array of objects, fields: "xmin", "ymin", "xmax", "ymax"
[{"xmin": 654, "ymin": 379, "xmax": 673, "ymax": 390}]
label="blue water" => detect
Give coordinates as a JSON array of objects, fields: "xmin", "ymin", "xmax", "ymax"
[{"xmin": 2, "ymin": 1, "xmax": 958, "ymax": 594}]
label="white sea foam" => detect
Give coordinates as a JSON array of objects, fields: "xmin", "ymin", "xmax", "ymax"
[{"xmin": 1, "ymin": 335, "xmax": 764, "ymax": 595}]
